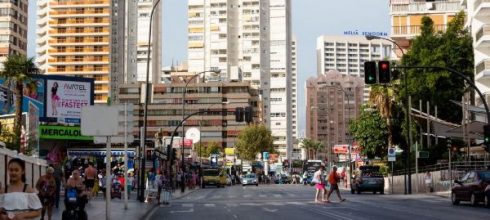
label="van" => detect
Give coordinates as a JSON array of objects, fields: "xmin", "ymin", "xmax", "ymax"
[{"xmin": 202, "ymin": 168, "xmax": 227, "ymax": 188}]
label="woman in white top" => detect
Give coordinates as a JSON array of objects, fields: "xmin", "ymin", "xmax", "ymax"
[{"xmin": 0, "ymin": 158, "xmax": 42, "ymax": 220}]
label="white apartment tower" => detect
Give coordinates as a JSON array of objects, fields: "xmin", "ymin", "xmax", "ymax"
[
  {"xmin": 462, "ymin": 0, "xmax": 490, "ymax": 110},
  {"xmin": 36, "ymin": 0, "xmax": 161, "ymax": 104},
  {"xmin": 187, "ymin": 0, "xmax": 295, "ymax": 160},
  {"xmin": 316, "ymin": 35, "xmax": 393, "ymax": 101},
  {"xmin": 0, "ymin": 0, "xmax": 28, "ymax": 69}
]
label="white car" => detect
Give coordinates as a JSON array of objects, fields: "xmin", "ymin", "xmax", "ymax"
[{"xmin": 241, "ymin": 173, "xmax": 258, "ymax": 186}]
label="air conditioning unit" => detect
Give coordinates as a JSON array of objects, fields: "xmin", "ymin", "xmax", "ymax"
[{"xmin": 426, "ymin": 2, "xmax": 435, "ymax": 10}]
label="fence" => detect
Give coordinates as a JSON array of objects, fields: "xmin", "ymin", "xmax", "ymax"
[
  {"xmin": 0, "ymin": 147, "xmax": 49, "ymax": 188},
  {"xmin": 385, "ymin": 161, "xmax": 489, "ymax": 194}
]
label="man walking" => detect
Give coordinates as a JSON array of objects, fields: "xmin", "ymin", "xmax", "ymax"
[
  {"xmin": 52, "ymin": 163, "xmax": 64, "ymax": 209},
  {"xmin": 36, "ymin": 166, "xmax": 56, "ymax": 220},
  {"xmin": 84, "ymin": 162, "xmax": 97, "ymax": 199},
  {"xmin": 326, "ymin": 166, "xmax": 346, "ymax": 203}
]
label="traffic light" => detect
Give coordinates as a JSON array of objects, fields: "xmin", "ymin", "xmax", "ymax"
[
  {"xmin": 484, "ymin": 125, "xmax": 490, "ymax": 153},
  {"xmin": 378, "ymin": 61, "xmax": 391, "ymax": 83},
  {"xmin": 235, "ymin": 107, "xmax": 244, "ymax": 122},
  {"xmin": 244, "ymin": 106, "xmax": 253, "ymax": 123},
  {"xmin": 364, "ymin": 61, "xmax": 377, "ymax": 84},
  {"xmin": 171, "ymin": 148, "xmax": 177, "ymax": 164},
  {"xmin": 446, "ymin": 138, "xmax": 452, "ymax": 149}
]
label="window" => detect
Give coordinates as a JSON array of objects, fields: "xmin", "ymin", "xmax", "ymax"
[
  {"xmin": 58, "ymin": 28, "xmax": 66, "ymax": 33},
  {"xmin": 57, "ymin": 37, "xmax": 66, "ymax": 43},
  {"xmin": 75, "ymin": 27, "xmax": 84, "ymax": 33},
  {"xmin": 94, "ymin": 17, "xmax": 103, "ymax": 23},
  {"xmin": 75, "ymin": 18, "xmax": 84, "ymax": 23},
  {"xmin": 75, "ymin": 37, "xmax": 83, "ymax": 43},
  {"xmin": 57, "ymin": 56, "xmax": 66, "ymax": 62},
  {"xmin": 95, "ymin": 8, "xmax": 103, "ymax": 13},
  {"xmin": 94, "ymin": 27, "xmax": 103, "ymax": 32},
  {"xmin": 56, "ymin": 66, "xmax": 65, "ymax": 72},
  {"xmin": 57, "ymin": 46, "xmax": 66, "ymax": 52},
  {"xmin": 76, "ymin": 8, "xmax": 85, "ymax": 14},
  {"xmin": 74, "ymin": 56, "xmax": 83, "ymax": 61},
  {"xmin": 94, "ymin": 56, "xmax": 103, "ymax": 61},
  {"xmin": 74, "ymin": 46, "xmax": 83, "ymax": 52},
  {"xmin": 75, "ymin": 65, "xmax": 83, "ymax": 71},
  {"xmin": 94, "ymin": 46, "xmax": 103, "ymax": 52},
  {"xmin": 94, "ymin": 36, "xmax": 103, "ymax": 42},
  {"xmin": 58, "ymin": 18, "xmax": 67, "ymax": 24},
  {"xmin": 93, "ymin": 65, "xmax": 103, "ymax": 71}
]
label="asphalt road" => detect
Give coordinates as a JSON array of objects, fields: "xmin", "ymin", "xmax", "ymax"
[{"xmin": 147, "ymin": 184, "xmax": 490, "ymax": 220}]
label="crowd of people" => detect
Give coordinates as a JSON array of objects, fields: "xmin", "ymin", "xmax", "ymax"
[{"xmin": 312, "ymin": 165, "xmax": 346, "ymax": 204}]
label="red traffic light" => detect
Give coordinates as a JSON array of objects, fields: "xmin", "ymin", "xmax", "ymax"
[{"xmin": 381, "ymin": 63, "xmax": 388, "ymax": 70}]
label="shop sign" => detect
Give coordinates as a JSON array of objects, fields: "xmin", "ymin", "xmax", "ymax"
[{"xmin": 40, "ymin": 125, "xmax": 93, "ymax": 140}]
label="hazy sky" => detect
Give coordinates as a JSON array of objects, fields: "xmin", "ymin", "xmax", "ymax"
[{"xmin": 27, "ymin": 0, "xmax": 390, "ymax": 135}]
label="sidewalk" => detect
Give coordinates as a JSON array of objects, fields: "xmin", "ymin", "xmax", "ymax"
[
  {"xmin": 51, "ymin": 192, "xmax": 156, "ymax": 220},
  {"xmin": 141, "ymin": 187, "xmax": 200, "ymax": 220},
  {"xmin": 431, "ymin": 190, "xmax": 451, "ymax": 198}
]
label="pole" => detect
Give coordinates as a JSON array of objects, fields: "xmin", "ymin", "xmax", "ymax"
[
  {"xmin": 106, "ymin": 136, "xmax": 112, "ymax": 220},
  {"xmin": 449, "ymin": 147, "xmax": 452, "ymax": 188},
  {"xmin": 391, "ymin": 161, "xmax": 394, "ymax": 194},
  {"xmin": 140, "ymin": 0, "xmax": 162, "ymax": 202},
  {"xmin": 124, "ymin": 103, "xmax": 128, "ymax": 209},
  {"xmin": 435, "ymin": 105, "xmax": 438, "ymax": 145},
  {"xmin": 415, "ymin": 141, "xmax": 419, "ymax": 194},
  {"xmin": 427, "ymin": 101, "xmax": 430, "ymax": 149}
]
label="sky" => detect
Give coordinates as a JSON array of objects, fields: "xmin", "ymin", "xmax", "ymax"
[{"xmin": 27, "ymin": 0, "xmax": 390, "ymax": 136}]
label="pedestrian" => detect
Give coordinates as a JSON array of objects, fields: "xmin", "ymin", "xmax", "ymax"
[
  {"xmin": 127, "ymin": 172, "xmax": 134, "ymax": 192},
  {"xmin": 341, "ymin": 168, "xmax": 347, "ymax": 188},
  {"xmin": 176, "ymin": 172, "xmax": 181, "ymax": 189},
  {"xmin": 154, "ymin": 170, "xmax": 163, "ymax": 204},
  {"xmin": 312, "ymin": 166, "xmax": 326, "ymax": 203},
  {"xmin": 35, "ymin": 167, "xmax": 56, "ymax": 220},
  {"xmin": 98, "ymin": 171, "xmax": 106, "ymax": 198},
  {"xmin": 52, "ymin": 163, "xmax": 63, "ymax": 209},
  {"xmin": 302, "ymin": 171, "xmax": 308, "ymax": 185},
  {"xmin": 326, "ymin": 166, "xmax": 346, "ymax": 203},
  {"xmin": 0, "ymin": 158, "xmax": 42, "ymax": 220},
  {"xmin": 425, "ymin": 172, "xmax": 433, "ymax": 193},
  {"xmin": 65, "ymin": 170, "xmax": 87, "ymax": 212},
  {"xmin": 84, "ymin": 162, "xmax": 97, "ymax": 199}
]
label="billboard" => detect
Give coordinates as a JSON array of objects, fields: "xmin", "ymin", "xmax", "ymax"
[
  {"xmin": 28, "ymin": 102, "xmax": 39, "ymax": 154},
  {"xmin": 39, "ymin": 125, "xmax": 93, "ymax": 141},
  {"xmin": 0, "ymin": 76, "xmax": 45, "ymax": 117},
  {"xmin": 45, "ymin": 78, "xmax": 93, "ymax": 124}
]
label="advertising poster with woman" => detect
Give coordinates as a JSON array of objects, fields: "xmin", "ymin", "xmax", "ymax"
[{"xmin": 46, "ymin": 79, "xmax": 92, "ymax": 124}]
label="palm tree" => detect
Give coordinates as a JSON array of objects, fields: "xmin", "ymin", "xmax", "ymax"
[
  {"xmin": 369, "ymin": 85, "xmax": 396, "ymax": 147},
  {"xmin": 301, "ymin": 138, "xmax": 324, "ymax": 159},
  {"xmin": 0, "ymin": 55, "xmax": 38, "ymax": 153}
]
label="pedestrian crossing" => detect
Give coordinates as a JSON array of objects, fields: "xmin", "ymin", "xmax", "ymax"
[
  {"xmin": 169, "ymin": 201, "xmax": 312, "ymax": 209},
  {"xmin": 183, "ymin": 192, "xmax": 307, "ymax": 200}
]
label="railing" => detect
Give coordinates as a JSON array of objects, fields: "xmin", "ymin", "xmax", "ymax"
[
  {"xmin": 475, "ymin": 25, "xmax": 490, "ymax": 42},
  {"xmin": 474, "ymin": 0, "xmax": 490, "ymax": 10},
  {"xmin": 50, "ymin": 9, "xmax": 109, "ymax": 15},
  {"xmin": 50, "ymin": 0, "xmax": 110, "ymax": 6},
  {"xmin": 391, "ymin": 1, "xmax": 461, "ymax": 13},
  {"xmin": 393, "ymin": 161, "xmax": 489, "ymax": 176},
  {"xmin": 48, "ymin": 58, "xmax": 109, "ymax": 63},
  {"xmin": 48, "ymin": 39, "xmax": 109, "ymax": 44},
  {"xmin": 476, "ymin": 59, "xmax": 490, "ymax": 74},
  {"xmin": 392, "ymin": 24, "xmax": 447, "ymax": 36}
]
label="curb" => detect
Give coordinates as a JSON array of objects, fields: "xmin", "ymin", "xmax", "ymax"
[{"xmin": 139, "ymin": 188, "xmax": 200, "ymax": 220}]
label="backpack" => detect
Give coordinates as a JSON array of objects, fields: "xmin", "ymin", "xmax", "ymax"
[{"xmin": 66, "ymin": 187, "xmax": 78, "ymax": 202}]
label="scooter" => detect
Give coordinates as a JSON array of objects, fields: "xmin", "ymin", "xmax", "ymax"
[{"xmin": 62, "ymin": 188, "xmax": 87, "ymax": 220}]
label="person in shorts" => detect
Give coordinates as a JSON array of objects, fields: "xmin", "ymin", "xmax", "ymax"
[
  {"xmin": 36, "ymin": 166, "xmax": 56, "ymax": 220},
  {"xmin": 313, "ymin": 166, "xmax": 326, "ymax": 203},
  {"xmin": 326, "ymin": 166, "xmax": 346, "ymax": 203},
  {"xmin": 84, "ymin": 162, "xmax": 97, "ymax": 199}
]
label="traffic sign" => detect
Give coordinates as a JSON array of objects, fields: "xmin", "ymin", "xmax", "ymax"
[
  {"xmin": 417, "ymin": 151, "xmax": 429, "ymax": 159},
  {"xmin": 388, "ymin": 148, "xmax": 396, "ymax": 161}
]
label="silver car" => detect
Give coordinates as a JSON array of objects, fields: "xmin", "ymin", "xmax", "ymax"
[{"xmin": 241, "ymin": 173, "xmax": 258, "ymax": 186}]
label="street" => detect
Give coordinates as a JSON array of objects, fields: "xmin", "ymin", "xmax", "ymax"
[{"xmin": 147, "ymin": 184, "xmax": 490, "ymax": 220}]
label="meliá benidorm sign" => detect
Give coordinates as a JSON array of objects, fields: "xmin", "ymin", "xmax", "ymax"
[{"xmin": 39, "ymin": 125, "xmax": 93, "ymax": 141}]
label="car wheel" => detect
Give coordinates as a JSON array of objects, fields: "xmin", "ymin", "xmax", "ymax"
[
  {"xmin": 373, "ymin": 191, "xmax": 376, "ymax": 194},
  {"xmin": 470, "ymin": 193, "xmax": 478, "ymax": 206},
  {"xmin": 256, "ymin": 184, "xmax": 258, "ymax": 187},
  {"xmin": 380, "ymin": 189, "xmax": 384, "ymax": 195},
  {"xmin": 451, "ymin": 192, "xmax": 460, "ymax": 205}
]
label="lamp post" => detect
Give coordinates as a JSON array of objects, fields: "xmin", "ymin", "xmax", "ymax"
[
  {"xmin": 181, "ymin": 69, "xmax": 221, "ymax": 193},
  {"xmin": 138, "ymin": 0, "xmax": 161, "ymax": 203},
  {"xmin": 365, "ymin": 35, "xmax": 410, "ymax": 194}
]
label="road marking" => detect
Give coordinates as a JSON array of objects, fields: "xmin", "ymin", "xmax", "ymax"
[
  {"xmin": 241, "ymin": 202, "xmax": 260, "ymax": 206},
  {"xmin": 259, "ymin": 194, "xmax": 266, "ymax": 198},
  {"xmin": 233, "ymin": 214, "xmax": 238, "ymax": 219},
  {"xmin": 170, "ymin": 208, "xmax": 194, "ymax": 214},
  {"xmin": 182, "ymin": 203, "xmax": 194, "ymax": 208},
  {"xmin": 228, "ymin": 195, "xmax": 237, "ymax": 198},
  {"xmin": 211, "ymin": 195, "xmax": 222, "ymax": 199},
  {"xmin": 266, "ymin": 202, "xmax": 283, "ymax": 206},
  {"xmin": 243, "ymin": 194, "xmax": 252, "ymax": 198},
  {"xmin": 204, "ymin": 203, "xmax": 216, "ymax": 207},
  {"xmin": 226, "ymin": 203, "xmax": 239, "ymax": 207},
  {"xmin": 273, "ymin": 194, "xmax": 282, "ymax": 198},
  {"xmin": 286, "ymin": 201, "xmax": 304, "ymax": 205},
  {"xmin": 263, "ymin": 207, "xmax": 278, "ymax": 212}
]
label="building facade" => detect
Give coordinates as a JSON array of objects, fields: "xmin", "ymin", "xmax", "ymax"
[
  {"xmin": 187, "ymin": 0, "xmax": 295, "ymax": 159},
  {"xmin": 118, "ymin": 80, "xmax": 260, "ymax": 151},
  {"xmin": 36, "ymin": 0, "xmax": 162, "ymax": 104},
  {"xmin": 462, "ymin": 0, "xmax": 490, "ymax": 110},
  {"xmin": 0, "ymin": 0, "xmax": 28, "ymax": 69},
  {"xmin": 389, "ymin": 0, "xmax": 462, "ymax": 55},
  {"xmin": 305, "ymin": 71, "xmax": 364, "ymax": 162}
]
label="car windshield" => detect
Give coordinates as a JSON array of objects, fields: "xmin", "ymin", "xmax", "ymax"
[
  {"xmin": 203, "ymin": 170, "xmax": 219, "ymax": 176},
  {"xmin": 478, "ymin": 171, "xmax": 490, "ymax": 181},
  {"xmin": 245, "ymin": 174, "xmax": 256, "ymax": 178}
]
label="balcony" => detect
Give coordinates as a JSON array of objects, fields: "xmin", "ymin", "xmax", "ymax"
[
  {"xmin": 392, "ymin": 24, "xmax": 447, "ymax": 38},
  {"xmin": 48, "ymin": 48, "xmax": 110, "ymax": 54},
  {"xmin": 390, "ymin": 1, "xmax": 462, "ymax": 14},
  {"xmin": 474, "ymin": 0, "xmax": 490, "ymax": 22},
  {"xmin": 48, "ymin": 38, "xmax": 109, "ymax": 45},
  {"xmin": 48, "ymin": 28, "xmax": 110, "ymax": 36},
  {"xmin": 48, "ymin": 67, "xmax": 109, "ymax": 74},
  {"xmin": 47, "ymin": 57, "xmax": 110, "ymax": 63},
  {"xmin": 475, "ymin": 59, "xmax": 490, "ymax": 83},
  {"xmin": 475, "ymin": 25, "xmax": 490, "ymax": 53},
  {"xmin": 48, "ymin": 18, "xmax": 110, "ymax": 26},
  {"xmin": 50, "ymin": 0, "xmax": 110, "ymax": 7},
  {"xmin": 50, "ymin": 9, "xmax": 110, "ymax": 16}
]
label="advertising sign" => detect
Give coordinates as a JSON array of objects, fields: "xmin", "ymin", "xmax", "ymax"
[
  {"xmin": 40, "ymin": 125, "xmax": 93, "ymax": 141},
  {"xmin": 46, "ymin": 79, "xmax": 92, "ymax": 124},
  {"xmin": 333, "ymin": 144, "xmax": 349, "ymax": 154},
  {"xmin": 0, "ymin": 77, "xmax": 45, "ymax": 117},
  {"xmin": 28, "ymin": 102, "xmax": 39, "ymax": 154},
  {"xmin": 225, "ymin": 148, "xmax": 235, "ymax": 156}
]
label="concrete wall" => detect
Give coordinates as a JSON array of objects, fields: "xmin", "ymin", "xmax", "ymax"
[
  {"xmin": 384, "ymin": 170, "xmax": 460, "ymax": 194},
  {"xmin": 0, "ymin": 148, "xmax": 48, "ymax": 188}
]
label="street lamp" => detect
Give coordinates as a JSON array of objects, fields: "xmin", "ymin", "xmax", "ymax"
[
  {"xmin": 365, "ymin": 35, "xmax": 411, "ymax": 194},
  {"xmin": 181, "ymin": 69, "xmax": 221, "ymax": 193},
  {"xmin": 139, "ymin": 0, "xmax": 161, "ymax": 203}
]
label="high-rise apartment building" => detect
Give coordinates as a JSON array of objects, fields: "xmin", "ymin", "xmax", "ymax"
[
  {"xmin": 389, "ymin": 0, "xmax": 462, "ymax": 55},
  {"xmin": 462, "ymin": 0, "xmax": 490, "ymax": 110},
  {"xmin": 187, "ymin": 0, "xmax": 295, "ymax": 160},
  {"xmin": 0, "ymin": 0, "xmax": 28, "ymax": 69},
  {"xmin": 305, "ymin": 71, "xmax": 364, "ymax": 162},
  {"xmin": 36, "ymin": 0, "xmax": 161, "ymax": 104},
  {"xmin": 316, "ymin": 35, "xmax": 393, "ymax": 102}
]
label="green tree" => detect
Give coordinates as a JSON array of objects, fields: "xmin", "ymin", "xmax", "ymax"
[
  {"xmin": 0, "ymin": 128, "xmax": 17, "ymax": 150},
  {"xmin": 199, "ymin": 142, "xmax": 222, "ymax": 158},
  {"xmin": 235, "ymin": 124, "xmax": 274, "ymax": 161},
  {"xmin": 399, "ymin": 12, "xmax": 473, "ymax": 124},
  {"xmin": 349, "ymin": 106, "xmax": 389, "ymax": 159},
  {"xmin": 0, "ymin": 55, "xmax": 38, "ymax": 153},
  {"xmin": 301, "ymin": 138, "xmax": 323, "ymax": 159},
  {"xmin": 369, "ymin": 85, "xmax": 396, "ymax": 147}
]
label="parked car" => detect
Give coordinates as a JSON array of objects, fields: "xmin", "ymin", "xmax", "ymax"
[
  {"xmin": 351, "ymin": 166, "xmax": 384, "ymax": 194},
  {"xmin": 242, "ymin": 173, "xmax": 258, "ymax": 186},
  {"xmin": 451, "ymin": 170, "xmax": 490, "ymax": 206},
  {"xmin": 274, "ymin": 174, "xmax": 291, "ymax": 184}
]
